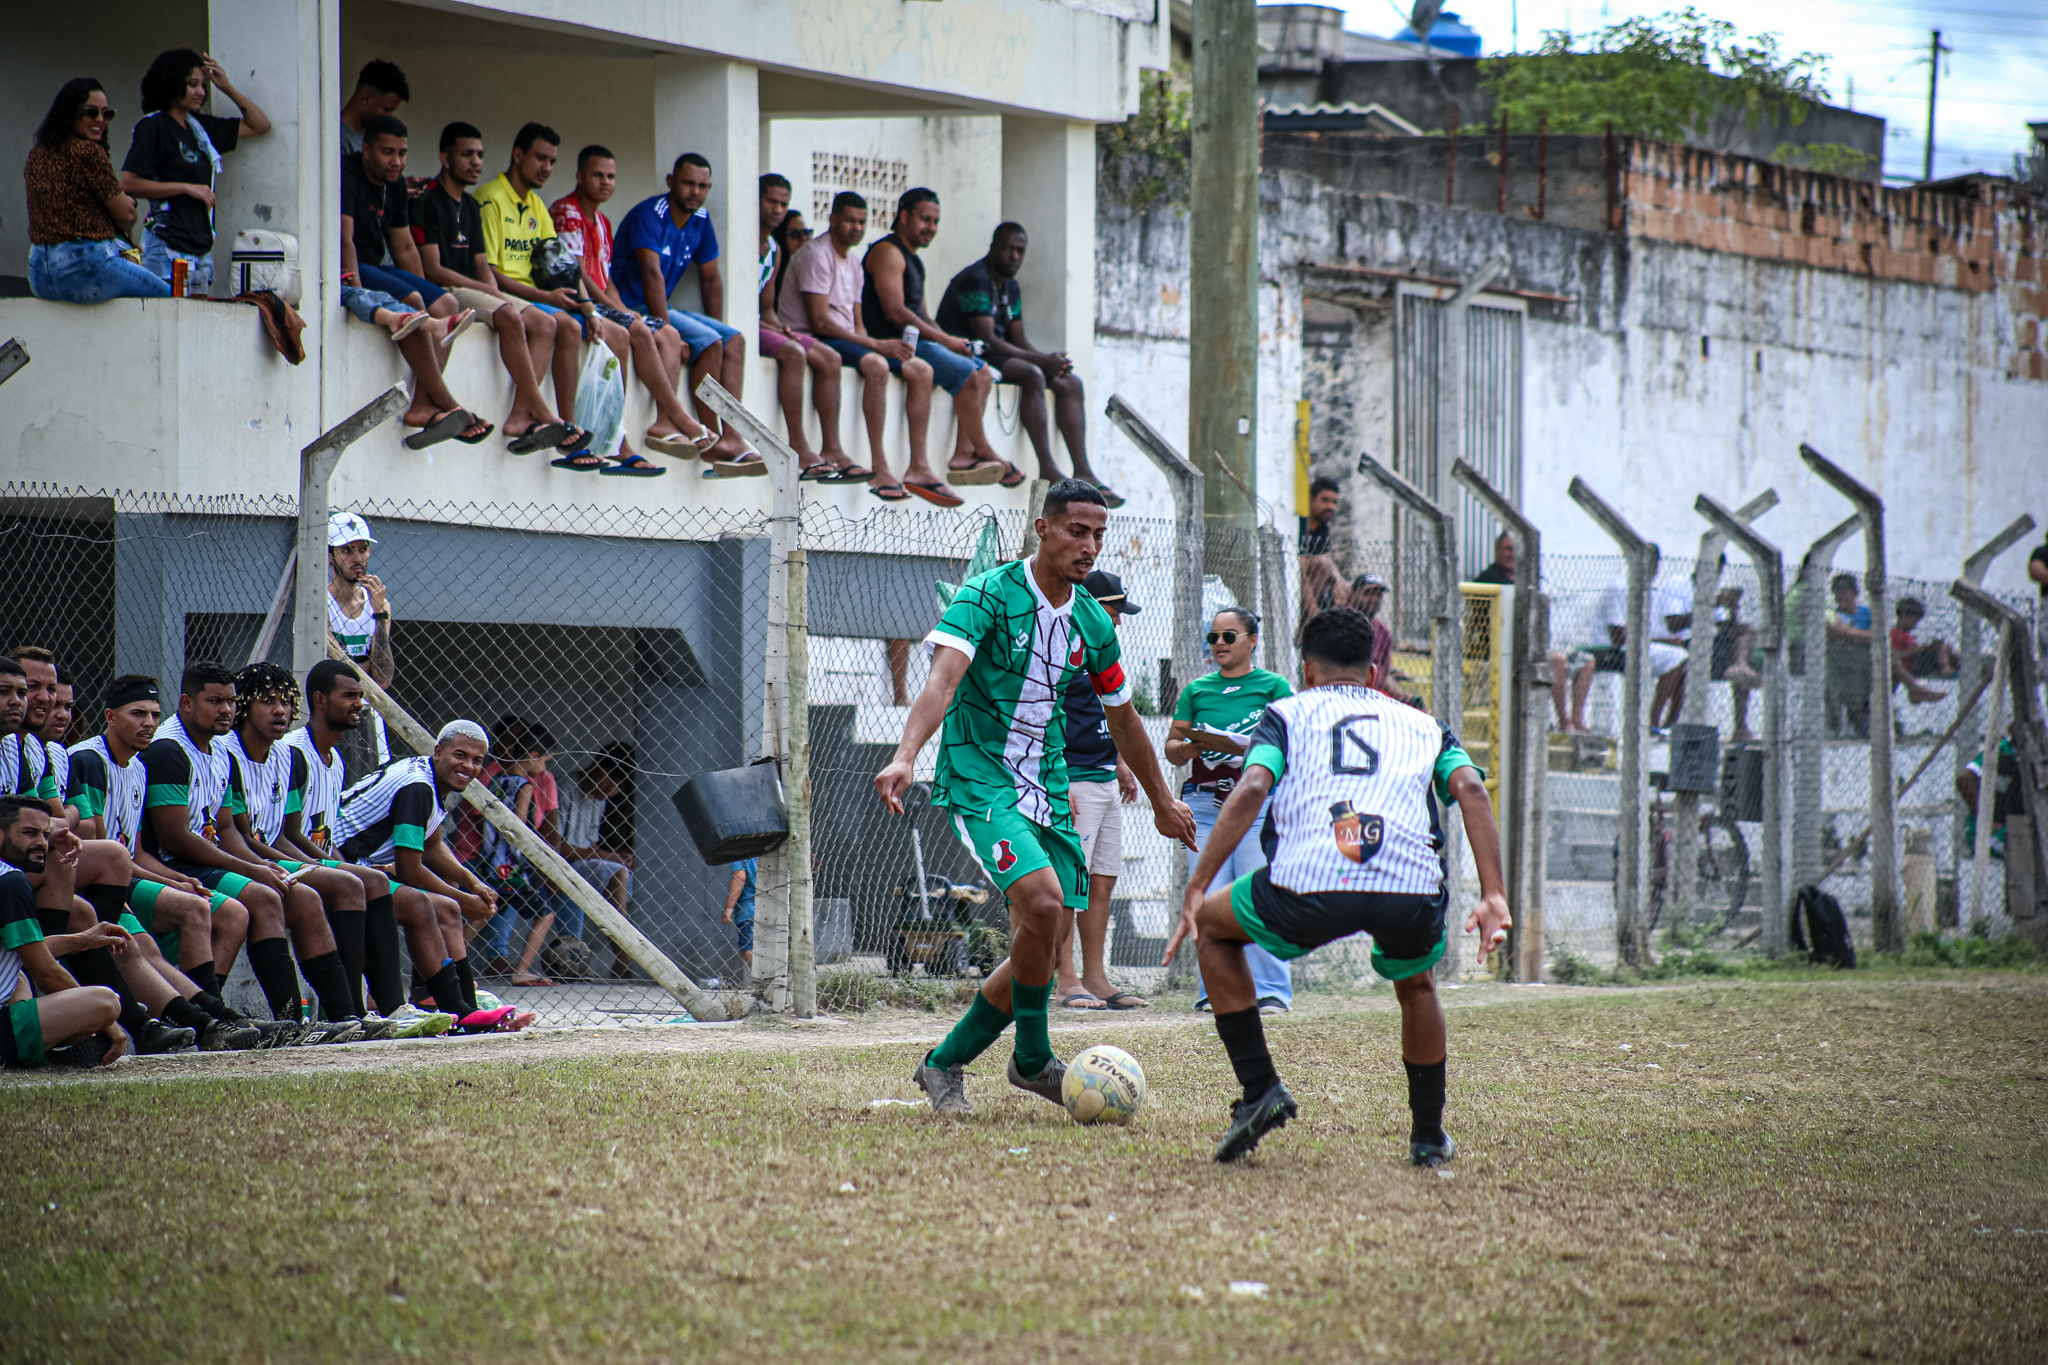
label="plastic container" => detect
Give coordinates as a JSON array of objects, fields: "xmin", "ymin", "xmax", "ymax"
[{"xmin": 671, "ymin": 757, "xmax": 789, "ymax": 864}]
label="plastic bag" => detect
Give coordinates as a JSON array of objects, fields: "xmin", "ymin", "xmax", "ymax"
[{"xmin": 572, "ymin": 335, "xmax": 627, "ymax": 457}]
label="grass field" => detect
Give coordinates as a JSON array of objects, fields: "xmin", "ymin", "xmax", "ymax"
[{"xmin": 4, "ymin": 973, "xmax": 2046, "ymax": 1363}]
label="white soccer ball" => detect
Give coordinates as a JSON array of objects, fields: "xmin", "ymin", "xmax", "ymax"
[{"xmin": 1062, "ymin": 1044, "xmax": 1146, "ymax": 1125}]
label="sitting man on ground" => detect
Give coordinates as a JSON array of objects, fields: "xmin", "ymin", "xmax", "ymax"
[
  {"xmin": 781, "ymin": 192, "xmax": 937, "ymax": 502},
  {"xmin": 1891, "ymin": 597, "xmax": 1961, "ymax": 682},
  {"xmin": 552, "ymin": 757, "xmax": 635, "ymax": 980},
  {"xmin": 282, "ymin": 661, "xmax": 457, "ymax": 1036},
  {"xmin": 937, "ymin": 221, "xmax": 1122, "ymax": 505},
  {"xmin": 336, "ymin": 720, "xmax": 528, "ymax": 1031},
  {"xmin": 614, "ymin": 152, "xmax": 758, "ymax": 473},
  {"xmin": 755, "ymin": 172, "xmax": 860, "ymax": 481},
  {"xmin": 8, "ymin": 647, "xmax": 154, "ymax": 911},
  {"xmin": 0, "ymin": 797, "xmax": 126, "ymax": 1069}
]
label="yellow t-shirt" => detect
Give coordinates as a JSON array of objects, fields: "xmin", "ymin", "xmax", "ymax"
[{"xmin": 475, "ymin": 172, "xmax": 555, "ymax": 287}]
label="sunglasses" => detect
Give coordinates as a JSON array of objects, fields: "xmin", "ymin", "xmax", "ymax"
[
  {"xmin": 1205, "ymin": 630, "xmax": 1247, "ymax": 646},
  {"xmin": 82, "ymin": 106, "xmax": 117, "ymax": 121}
]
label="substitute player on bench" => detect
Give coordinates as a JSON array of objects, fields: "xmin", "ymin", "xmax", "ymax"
[
  {"xmin": 1163, "ymin": 606, "xmax": 1512, "ymax": 1165},
  {"xmin": 875, "ymin": 478, "xmax": 1197, "ymax": 1114}
]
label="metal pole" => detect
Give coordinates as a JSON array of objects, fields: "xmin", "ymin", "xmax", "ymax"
[
  {"xmin": 788, "ymin": 548, "xmax": 815, "ymax": 1018},
  {"xmin": 1567, "ymin": 478, "xmax": 1656, "ymax": 967},
  {"xmin": 1697, "ymin": 496, "xmax": 1789, "ymax": 956},
  {"xmin": 1190, "ymin": 0, "xmax": 1258, "ymax": 590},
  {"xmin": 1952, "ymin": 516, "xmax": 2035, "ymax": 876},
  {"xmin": 1968, "ymin": 626, "xmax": 2010, "ymax": 928},
  {"xmin": 1106, "ymin": 395, "xmax": 1205, "ymax": 987},
  {"xmin": 1923, "ymin": 29, "xmax": 1944, "ymax": 183},
  {"xmin": 1951, "ymin": 580, "xmax": 2048, "ymax": 937},
  {"xmin": 1800, "ymin": 444, "xmax": 1901, "ymax": 952},
  {"xmin": 293, "ymin": 384, "xmax": 409, "ymax": 681},
  {"xmin": 1793, "ymin": 515, "xmax": 1863, "ymax": 897},
  {"xmin": 1450, "ymin": 458, "xmax": 1543, "ymax": 980},
  {"xmin": 1672, "ymin": 490, "xmax": 1777, "ymax": 928},
  {"xmin": 1361, "ymin": 452, "xmax": 1465, "ymax": 977}
]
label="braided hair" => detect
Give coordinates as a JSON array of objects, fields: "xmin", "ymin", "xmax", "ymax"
[{"xmin": 233, "ymin": 662, "xmax": 300, "ymax": 727}]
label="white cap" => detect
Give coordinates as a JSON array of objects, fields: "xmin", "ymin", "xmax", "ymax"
[
  {"xmin": 328, "ymin": 512, "xmax": 377, "ymax": 548},
  {"xmin": 437, "ymin": 719, "xmax": 489, "ymax": 749}
]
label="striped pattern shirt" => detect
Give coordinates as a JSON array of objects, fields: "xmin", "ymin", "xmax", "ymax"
[
  {"xmin": 335, "ymin": 757, "xmax": 444, "ymax": 865},
  {"xmin": 0, "ymin": 861, "xmax": 41, "ymax": 1007},
  {"xmin": 1243, "ymin": 684, "xmax": 1479, "ymax": 896},
  {"xmin": 283, "ymin": 728, "xmax": 347, "ymax": 856},
  {"xmin": 138, "ymin": 714, "xmax": 234, "ymax": 855},
  {"xmin": 222, "ymin": 730, "xmax": 307, "ymax": 847},
  {"xmin": 0, "ymin": 732, "xmax": 52, "ymax": 801},
  {"xmin": 65, "ymin": 737, "xmax": 146, "ymax": 853},
  {"xmin": 43, "ymin": 741, "xmax": 69, "ymax": 803}
]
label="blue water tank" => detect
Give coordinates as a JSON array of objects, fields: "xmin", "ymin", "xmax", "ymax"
[{"xmin": 1393, "ymin": 9, "xmax": 1482, "ymax": 57}]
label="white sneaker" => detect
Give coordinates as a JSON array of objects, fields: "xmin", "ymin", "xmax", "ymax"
[{"xmin": 390, "ymin": 1003, "xmax": 454, "ymax": 1038}]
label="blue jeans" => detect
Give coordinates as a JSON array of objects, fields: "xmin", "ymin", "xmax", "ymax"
[
  {"xmin": 659, "ymin": 308, "xmax": 739, "ymax": 358},
  {"xmin": 340, "ymin": 284, "xmax": 418, "ymax": 325},
  {"xmin": 1188, "ymin": 792, "xmax": 1293, "ymax": 1008},
  {"xmin": 483, "ymin": 883, "xmax": 586, "ymax": 959},
  {"xmin": 140, "ymin": 228, "xmax": 213, "ymax": 293},
  {"xmin": 359, "ymin": 261, "xmax": 445, "ymax": 308},
  {"xmin": 28, "ymin": 239, "xmax": 172, "ymax": 303},
  {"xmin": 915, "ymin": 337, "xmax": 985, "ymax": 396}
]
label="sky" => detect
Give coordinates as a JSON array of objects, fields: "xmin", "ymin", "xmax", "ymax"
[{"xmin": 1325, "ymin": 0, "xmax": 2046, "ymax": 182}]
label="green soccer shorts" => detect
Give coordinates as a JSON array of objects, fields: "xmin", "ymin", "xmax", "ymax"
[
  {"xmin": 0, "ymin": 997, "xmax": 46, "ymax": 1068},
  {"xmin": 950, "ymin": 807, "xmax": 1090, "ymax": 910}
]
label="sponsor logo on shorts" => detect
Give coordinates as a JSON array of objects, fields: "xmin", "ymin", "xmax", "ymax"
[{"xmin": 994, "ymin": 838, "xmax": 1017, "ymax": 873}]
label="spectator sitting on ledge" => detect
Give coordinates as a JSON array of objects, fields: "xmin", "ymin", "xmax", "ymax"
[
  {"xmin": 24, "ymin": 77, "xmax": 169, "ymax": 304},
  {"xmin": 339, "ymin": 59, "xmax": 407, "ymax": 158},
  {"xmin": 1889, "ymin": 597, "xmax": 1960, "ymax": 682}
]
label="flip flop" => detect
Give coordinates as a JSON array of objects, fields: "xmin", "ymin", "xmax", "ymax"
[
  {"xmin": 556, "ymin": 424, "xmax": 594, "ymax": 454},
  {"xmin": 823, "ymin": 463, "xmax": 875, "ymax": 484},
  {"xmin": 601, "ymin": 453, "xmax": 668, "ymax": 478},
  {"xmin": 645, "ymin": 429, "xmax": 711, "ymax": 457},
  {"xmin": 453, "ymin": 416, "xmax": 495, "ymax": 445},
  {"xmin": 1100, "ymin": 990, "xmax": 1149, "ymax": 1010},
  {"xmin": 903, "ymin": 480, "xmax": 964, "ymax": 508},
  {"xmin": 391, "ymin": 311, "xmax": 432, "ymax": 342},
  {"xmin": 711, "ymin": 453, "xmax": 769, "ymax": 478},
  {"xmin": 442, "ymin": 308, "xmax": 479, "ymax": 346},
  {"xmin": 506, "ymin": 421, "xmax": 570, "ymax": 454},
  {"xmin": 403, "ymin": 408, "xmax": 471, "ymax": 450},
  {"xmin": 945, "ymin": 458, "xmax": 1007, "ymax": 486},
  {"xmin": 1060, "ymin": 992, "xmax": 1106, "ymax": 1011},
  {"xmin": 996, "ymin": 461, "xmax": 1027, "ymax": 489},
  {"xmin": 869, "ymin": 483, "xmax": 911, "ymax": 502},
  {"xmin": 1092, "ymin": 482, "xmax": 1128, "ymax": 509},
  {"xmin": 798, "ymin": 461, "xmax": 836, "ymax": 482},
  {"xmin": 550, "ymin": 450, "xmax": 605, "ymax": 472}
]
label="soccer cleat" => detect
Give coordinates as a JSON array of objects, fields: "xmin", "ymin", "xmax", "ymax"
[
  {"xmin": 1006, "ymin": 1052, "xmax": 1068, "ymax": 1109},
  {"xmin": 354, "ymin": 1015, "xmax": 400, "ymax": 1042},
  {"xmin": 198, "ymin": 1018, "xmax": 261, "ymax": 1052},
  {"xmin": 1410, "ymin": 1133, "xmax": 1458, "ymax": 1168},
  {"xmin": 292, "ymin": 1018, "xmax": 363, "ymax": 1046},
  {"xmin": 912, "ymin": 1054, "xmax": 973, "ymax": 1115},
  {"xmin": 453, "ymin": 1006, "xmax": 518, "ymax": 1034},
  {"xmin": 390, "ymin": 1005, "xmax": 455, "ymax": 1038},
  {"xmin": 135, "ymin": 1019, "xmax": 199, "ymax": 1055},
  {"xmin": 44, "ymin": 1037, "xmax": 110, "ymax": 1068},
  {"xmin": 248, "ymin": 1019, "xmax": 305, "ymax": 1049},
  {"xmin": 1214, "ymin": 1078, "xmax": 1298, "ymax": 1163}
]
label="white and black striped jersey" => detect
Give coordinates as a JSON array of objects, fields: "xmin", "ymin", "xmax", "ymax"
[
  {"xmin": 283, "ymin": 728, "xmax": 347, "ymax": 857},
  {"xmin": 43, "ymin": 740, "xmax": 68, "ymax": 801},
  {"xmin": 334, "ymin": 757, "xmax": 444, "ymax": 865},
  {"xmin": 0, "ymin": 731, "xmax": 51, "ymax": 801},
  {"xmin": 66, "ymin": 737, "xmax": 146, "ymax": 853},
  {"xmin": 222, "ymin": 730, "xmax": 307, "ymax": 847},
  {"xmin": 137, "ymin": 714, "xmax": 233, "ymax": 854},
  {"xmin": 1242, "ymin": 684, "xmax": 1480, "ymax": 896},
  {"xmin": 0, "ymin": 860, "xmax": 39, "ymax": 1007}
]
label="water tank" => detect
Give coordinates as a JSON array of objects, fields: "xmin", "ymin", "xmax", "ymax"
[{"xmin": 1393, "ymin": 8, "xmax": 1482, "ymax": 57}]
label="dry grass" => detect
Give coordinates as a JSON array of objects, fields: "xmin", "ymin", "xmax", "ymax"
[{"xmin": 4, "ymin": 974, "xmax": 2046, "ymax": 1363}]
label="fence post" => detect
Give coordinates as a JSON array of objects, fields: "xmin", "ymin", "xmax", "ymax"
[
  {"xmin": 788, "ymin": 548, "xmax": 815, "ymax": 1017},
  {"xmin": 1697, "ymin": 496, "xmax": 1789, "ymax": 956},
  {"xmin": 1673, "ymin": 490, "xmax": 1778, "ymax": 928},
  {"xmin": 1567, "ymin": 478, "xmax": 1656, "ymax": 967},
  {"xmin": 1256, "ymin": 524, "xmax": 1297, "ymax": 686},
  {"xmin": 1361, "ymin": 452, "xmax": 1465, "ymax": 977},
  {"xmin": 1952, "ymin": 516, "xmax": 2036, "ymax": 879},
  {"xmin": 292, "ymin": 384, "xmax": 410, "ymax": 681},
  {"xmin": 1793, "ymin": 515, "xmax": 1863, "ymax": 895},
  {"xmin": 1800, "ymin": 445, "xmax": 1901, "ymax": 952},
  {"xmin": 1950, "ymin": 581, "xmax": 2048, "ymax": 941},
  {"xmin": 698, "ymin": 376, "xmax": 802, "ymax": 1010},
  {"xmin": 1106, "ymin": 395, "xmax": 1204, "ymax": 986},
  {"xmin": 1450, "ymin": 458, "xmax": 1544, "ymax": 980}
]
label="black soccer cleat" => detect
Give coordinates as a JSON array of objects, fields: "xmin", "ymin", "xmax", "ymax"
[
  {"xmin": 135, "ymin": 1019, "xmax": 198, "ymax": 1055},
  {"xmin": 1410, "ymin": 1133, "xmax": 1458, "ymax": 1168},
  {"xmin": 1213, "ymin": 1078, "xmax": 1298, "ymax": 1163}
]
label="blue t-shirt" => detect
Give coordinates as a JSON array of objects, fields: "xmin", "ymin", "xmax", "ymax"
[
  {"xmin": 613, "ymin": 193, "xmax": 719, "ymax": 313},
  {"xmin": 1836, "ymin": 604, "xmax": 1872, "ymax": 630},
  {"xmin": 731, "ymin": 857, "xmax": 757, "ymax": 922}
]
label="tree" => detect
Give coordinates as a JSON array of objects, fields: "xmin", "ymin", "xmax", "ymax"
[{"xmin": 1480, "ymin": 7, "xmax": 1829, "ymax": 146}]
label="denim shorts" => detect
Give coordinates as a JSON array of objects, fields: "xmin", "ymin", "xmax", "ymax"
[
  {"xmin": 528, "ymin": 299, "xmax": 592, "ymax": 338},
  {"xmin": 141, "ymin": 227, "xmax": 213, "ymax": 293},
  {"xmin": 340, "ymin": 284, "xmax": 417, "ymax": 325},
  {"xmin": 358, "ymin": 261, "xmax": 445, "ymax": 308},
  {"xmin": 822, "ymin": 336, "xmax": 927, "ymax": 378},
  {"xmin": 28, "ymin": 238, "xmax": 172, "ymax": 304},
  {"xmin": 915, "ymin": 338, "xmax": 986, "ymax": 396},
  {"xmin": 734, "ymin": 914, "xmax": 755, "ymax": 954},
  {"xmin": 661, "ymin": 309, "xmax": 740, "ymax": 359}
]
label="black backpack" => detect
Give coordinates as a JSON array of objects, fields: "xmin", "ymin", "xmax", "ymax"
[{"xmin": 1792, "ymin": 885, "xmax": 1857, "ymax": 969}]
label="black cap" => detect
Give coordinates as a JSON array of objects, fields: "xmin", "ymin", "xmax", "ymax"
[{"xmin": 1082, "ymin": 569, "xmax": 1140, "ymax": 614}]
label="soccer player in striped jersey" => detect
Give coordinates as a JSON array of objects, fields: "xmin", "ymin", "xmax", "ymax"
[
  {"xmin": 876, "ymin": 478, "xmax": 1197, "ymax": 1114},
  {"xmin": 0, "ymin": 797, "xmax": 127, "ymax": 1068},
  {"xmin": 1165, "ymin": 606, "xmax": 1513, "ymax": 1165},
  {"xmin": 282, "ymin": 660, "xmax": 456, "ymax": 1034}
]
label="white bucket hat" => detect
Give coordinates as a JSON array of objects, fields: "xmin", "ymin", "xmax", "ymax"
[{"xmin": 328, "ymin": 512, "xmax": 377, "ymax": 548}]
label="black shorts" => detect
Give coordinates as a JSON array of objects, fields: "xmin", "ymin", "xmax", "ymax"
[{"xmin": 1229, "ymin": 869, "xmax": 1447, "ymax": 980}]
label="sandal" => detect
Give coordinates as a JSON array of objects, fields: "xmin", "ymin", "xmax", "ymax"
[
  {"xmin": 798, "ymin": 460, "xmax": 836, "ymax": 482},
  {"xmin": 601, "ymin": 453, "xmax": 667, "ymax": 478},
  {"xmin": 996, "ymin": 461, "xmax": 1027, "ymax": 489},
  {"xmin": 442, "ymin": 308, "xmax": 479, "ymax": 346},
  {"xmin": 903, "ymin": 480, "xmax": 964, "ymax": 508},
  {"xmin": 454, "ymin": 415, "xmax": 495, "ymax": 445},
  {"xmin": 823, "ymin": 463, "xmax": 875, "ymax": 484},
  {"xmin": 390, "ymin": 311, "xmax": 432, "ymax": 342},
  {"xmin": 869, "ymin": 483, "xmax": 911, "ymax": 502},
  {"xmin": 709, "ymin": 452, "xmax": 769, "ymax": 478},
  {"xmin": 1100, "ymin": 990, "xmax": 1149, "ymax": 1010},
  {"xmin": 645, "ymin": 428, "xmax": 712, "ymax": 457},
  {"xmin": 1092, "ymin": 482, "xmax": 1128, "ymax": 509},
  {"xmin": 555, "ymin": 424, "xmax": 594, "ymax": 454},
  {"xmin": 403, "ymin": 408, "xmax": 471, "ymax": 450},
  {"xmin": 506, "ymin": 421, "xmax": 570, "ymax": 454},
  {"xmin": 945, "ymin": 457, "xmax": 1007, "ymax": 486},
  {"xmin": 1060, "ymin": 992, "xmax": 1106, "ymax": 1011},
  {"xmin": 550, "ymin": 450, "xmax": 605, "ymax": 472}
]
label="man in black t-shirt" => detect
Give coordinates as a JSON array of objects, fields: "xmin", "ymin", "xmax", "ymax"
[
  {"xmin": 936, "ymin": 223, "xmax": 1121, "ymax": 505},
  {"xmin": 1471, "ymin": 531, "xmax": 1516, "ymax": 586},
  {"xmin": 341, "ymin": 126, "xmax": 458, "ymax": 326}
]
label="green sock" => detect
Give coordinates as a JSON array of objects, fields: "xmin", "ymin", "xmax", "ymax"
[
  {"xmin": 1009, "ymin": 979, "xmax": 1054, "ymax": 1077},
  {"xmin": 927, "ymin": 991, "xmax": 1013, "ymax": 1071}
]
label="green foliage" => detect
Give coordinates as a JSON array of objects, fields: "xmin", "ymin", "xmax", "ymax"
[
  {"xmin": 1130, "ymin": 672, "xmax": 1161, "ymax": 717},
  {"xmin": 1098, "ymin": 67, "xmax": 1192, "ymax": 212},
  {"xmin": 1901, "ymin": 925, "xmax": 2041, "ymax": 970},
  {"xmin": 1548, "ymin": 946, "xmax": 1605, "ymax": 984},
  {"xmin": 1771, "ymin": 140, "xmax": 1878, "ymax": 177},
  {"xmin": 816, "ymin": 970, "xmax": 979, "ymax": 1015},
  {"xmin": 1479, "ymin": 7, "xmax": 1828, "ymax": 143}
]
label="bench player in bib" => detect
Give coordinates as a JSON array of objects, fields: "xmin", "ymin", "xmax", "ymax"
[
  {"xmin": 876, "ymin": 478, "xmax": 1198, "ymax": 1114},
  {"xmin": 1164, "ymin": 606, "xmax": 1513, "ymax": 1165}
]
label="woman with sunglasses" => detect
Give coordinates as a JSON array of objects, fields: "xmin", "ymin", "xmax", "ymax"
[
  {"xmin": 119, "ymin": 49, "xmax": 270, "ymax": 294},
  {"xmin": 1167, "ymin": 608, "xmax": 1295, "ymax": 1012},
  {"xmin": 24, "ymin": 78, "xmax": 170, "ymax": 304}
]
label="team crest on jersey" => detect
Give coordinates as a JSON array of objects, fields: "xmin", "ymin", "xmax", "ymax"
[
  {"xmin": 994, "ymin": 838, "xmax": 1017, "ymax": 873},
  {"xmin": 1069, "ymin": 646, "xmax": 1085, "ymax": 667},
  {"xmin": 1330, "ymin": 801, "xmax": 1384, "ymax": 864}
]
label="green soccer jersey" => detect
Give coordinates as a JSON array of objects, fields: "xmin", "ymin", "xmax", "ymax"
[
  {"xmin": 925, "ymin": 558, "xmax": 1132, "ymax": 827},
  {"xmin": 1173, "ymin": 667, "xmax": 1293, "ymax": 791}
]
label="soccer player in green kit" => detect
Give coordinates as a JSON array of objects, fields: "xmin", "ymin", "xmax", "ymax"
[{"xmin": 876, "ymin": 479, "xmax": 1198, "ymax": 1113}]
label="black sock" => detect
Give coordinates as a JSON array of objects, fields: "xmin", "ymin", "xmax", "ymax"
[
  {"xmin": 186, "ymin": 961, "xmax": 219, "ymax": 996},
  {"xmin": 1405, "ymin": 1059, "xmax": 1447, "ymax": 1147},
  {"xmin": 247, "ymin": 938, "xmax": 303, "ymax": 1022},
  {"xmin": 329, "ymin": 911, "xmax": 367, "ymax": 1017},
  {"xmin": 81, "ymin": 882, "xmax": 130, "ymax": 923},
  {"xmin": 192, "ymin": 990, "xmax": 239, "ymax": 1022},
  {"xmin": 363, "ymin": 896, "xmax": 403, "ymax": 1016},
  {"xmin": 67, "ymin": 946, "xmax": 127, "ymax": 996},
  {"xmin": 120, "ymin": 998, "xmax": 155, "ymax": 1036},
  {"xmin": 425, "ymin": 962, "xmax": 467, "ymax": 1017},
  {"xmin": 163, "ymin": 996, "xmax": 211, "ymax": 1031},
  {"xmin": 300, "ymin": 951, "xmax": 355, "ymax": 1022},
  {"xmin": 455, "ymin": 956, "xmax": 479, "ymax": 1012},
  {"xmin": 1214, "ymin": 1006, "xmax": 1279, "ymax": 1104}
]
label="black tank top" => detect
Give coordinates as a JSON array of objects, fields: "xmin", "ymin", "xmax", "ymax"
[{"xmin": 859, "ymin": 233, "xmax": 923, "ymax": 340}]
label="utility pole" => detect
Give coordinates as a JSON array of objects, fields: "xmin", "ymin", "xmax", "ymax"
[
  {"xmin": 1922, "ymin": 29, "xmax": 1951, "ymax": 183},
  {"xmin": 1190, "ymin": 0, "xmax": 1259, "ymax": 602}
]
